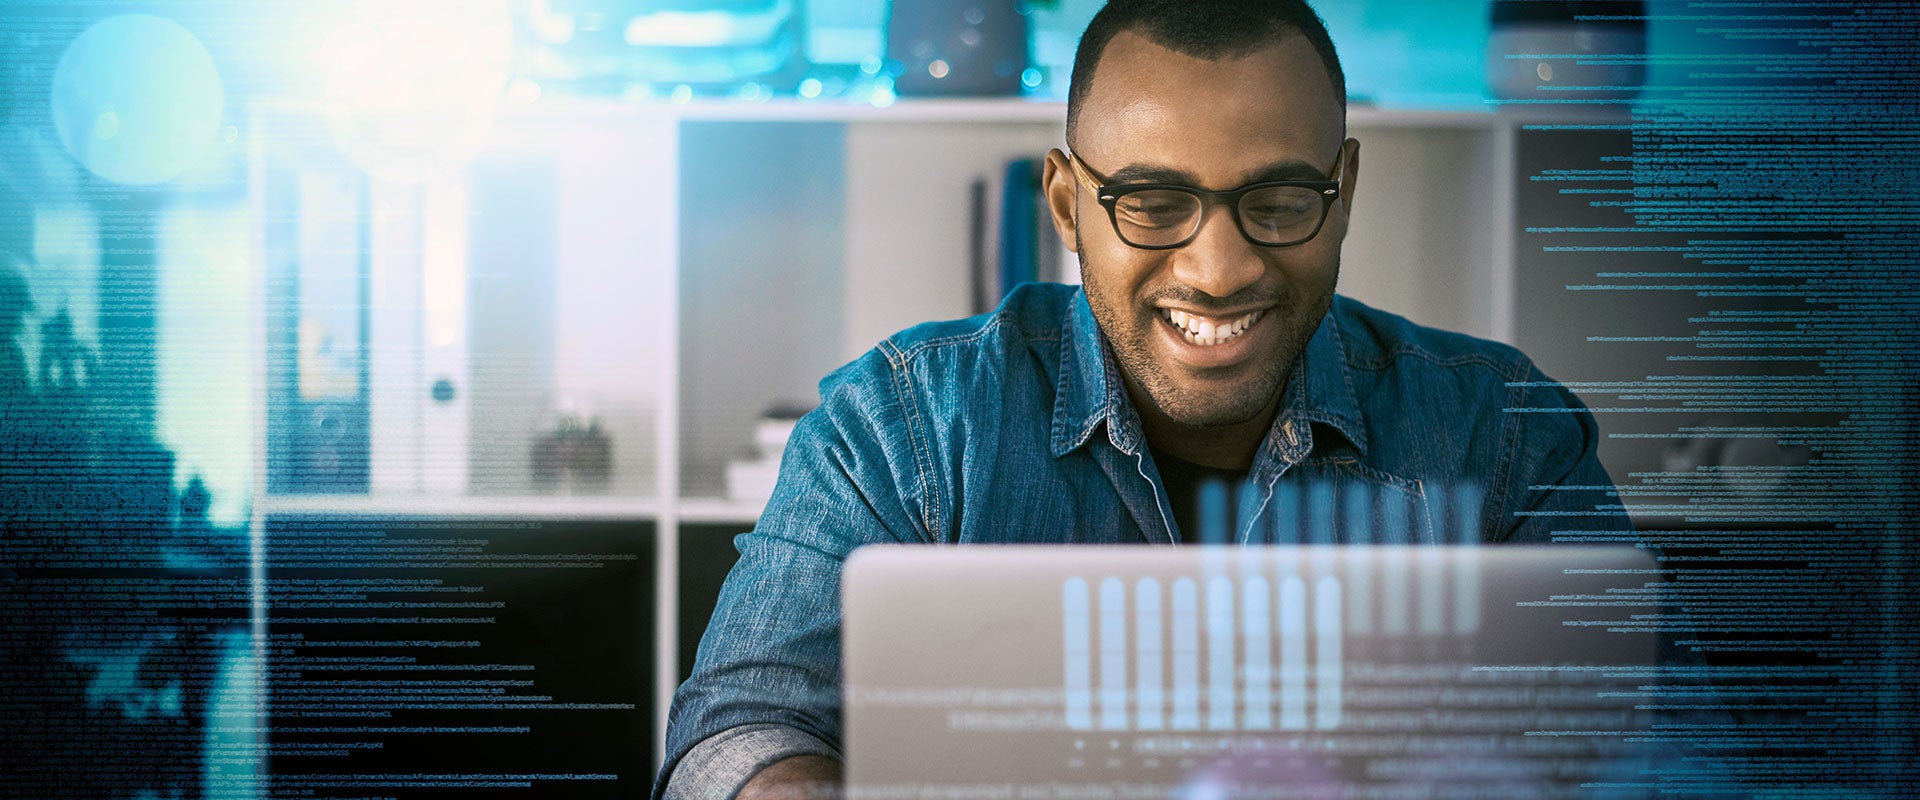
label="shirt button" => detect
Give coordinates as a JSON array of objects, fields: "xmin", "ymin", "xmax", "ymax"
[{"xmin": 1282, "ymin": 419, "xmax": 1299, "ymax": 448}]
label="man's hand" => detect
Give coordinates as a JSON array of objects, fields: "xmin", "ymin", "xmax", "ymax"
[{"xmin": 737, "ymin": 755, "xmax": 843, "ymax": 800}]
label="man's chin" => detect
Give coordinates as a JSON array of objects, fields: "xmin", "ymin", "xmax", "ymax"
[{"xmin": 1147, "ymin": 385, "xmax": 1277, "ymax": 430}]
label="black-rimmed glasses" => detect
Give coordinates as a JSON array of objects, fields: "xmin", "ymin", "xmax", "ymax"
[{"xmin": 1068, "ymin": 148, "xmax": 1345, "ymax": 249}]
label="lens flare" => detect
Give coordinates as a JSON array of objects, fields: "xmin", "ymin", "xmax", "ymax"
[{"xmin": 51, "ymin": 15, "xmax": 224, "ymax": 185}]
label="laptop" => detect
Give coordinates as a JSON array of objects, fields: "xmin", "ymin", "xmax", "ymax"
[{"xmin": 843, "ymin": 545, "xmax": 1665, "ymax": 798}]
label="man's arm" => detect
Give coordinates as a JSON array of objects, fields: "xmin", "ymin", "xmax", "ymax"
[
  {"xmin": 1497, "ymin": 361, "xmax": 1621, "ymax": 543},
  {"xmin": 655, "ymin": 349, "xmax": 932, "ymax": 799},
  {"xmin": 737, "ymin": 756, "xmax": 843, "ymax": 800},
  {"xmin": 661, "ymin": 724, "xmax": 842, "ymax": 800}
]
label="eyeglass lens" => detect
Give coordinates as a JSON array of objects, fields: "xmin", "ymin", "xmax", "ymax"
[{"xmin": 1112, "ymin": 185, "xmax": 1326, "ymax": 247}]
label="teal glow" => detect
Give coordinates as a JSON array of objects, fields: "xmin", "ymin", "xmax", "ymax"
[
  {"xmin": 1317, "ymin": 1, "xmax": 1492, "ymax": 109},
  {"xmin": 51, "ymin": 15, "xmax": 224, "ymax": 185}
]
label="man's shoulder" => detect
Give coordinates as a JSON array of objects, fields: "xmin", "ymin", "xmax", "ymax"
[
  {"xmin": 810, "ymin": 282, "xmax": 1082, "ymax": 414},
  {"xmin": 878, "ymin": 282, "xmax": 1076, "ymax": 363},
  {"xmin": 1330, "ymin": 294, "xmax": 1536, "ymax": 382},
  {"xmin": 821, "ymin": 283, "xmax": 1075, "ymax": 390}
]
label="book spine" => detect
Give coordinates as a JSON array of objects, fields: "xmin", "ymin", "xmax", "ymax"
[{"xmin": 998, "ymin": 158, "xmax": 1041, "ymax": 303}]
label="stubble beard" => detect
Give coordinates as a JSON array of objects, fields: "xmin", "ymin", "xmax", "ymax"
[{"xmin": 1078, "ymin": 232, "xmax": 1336, "ymax": 430}]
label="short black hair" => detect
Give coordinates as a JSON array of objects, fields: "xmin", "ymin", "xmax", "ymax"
[{"xmin": 1065, "ymin": 0, "xmax": 1346, "ymax": 145}]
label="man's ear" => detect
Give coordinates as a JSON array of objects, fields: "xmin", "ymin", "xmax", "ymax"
[
  {"xmin": 1042, "ymin": 148, "xmax": 1080, "ymax": 253},
  {"xmin": 1338, "ymin": 137, "xmax": 1360, "ymax": 217}
]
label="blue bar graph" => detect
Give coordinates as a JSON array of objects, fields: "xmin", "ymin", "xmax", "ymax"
[
  {"xmin": 1242, "ymin": 577, "xmax": 1272, "ymax": 729},
  {"xmin": 1058, "ymin": 493, "xmax": 1494, "ymax": 735},
  {"xmin": 1379, "ymin": 492, "xmax": 1413, "ymax": 641},
  {"xmin": 1419, "ymin": 546, "xmax": 1447, "ymax": 635},
  {"xmin": 1171, "ymin": 578, "xmax": 1200, "ymax": 730},
  {"xmin": 1278, "ymin": 575, "xmax": 1308, "ymax": 730},
  {"xmin": 1198, "ymin": 478, "xmax": 1229, "ymax": 545},
  {"xmin": 1314, "ymin": 575, "xmax": 1343, "ymax": 730},
  {"xmin": 1206, "ymin": 577, "xmax": 1235, "ymax": 729},
  {"xmin": 1136, "ymin": 578, "xmax": 1163, "ymax": 730},
  {"xmin": 1099, "ymin": 577, "xmax": 1127, "ymax": 730},
  {"xmin": 1063, "ymin": 577, "xmax": 1091, "ymax": 730},
  {"xmin": 1451, "ymin": 484, "xmax": 1483, "ymax": 634},
  {"xmin": 1307, "ymin": 481, "xmax": 1335, "ymax": 545}
]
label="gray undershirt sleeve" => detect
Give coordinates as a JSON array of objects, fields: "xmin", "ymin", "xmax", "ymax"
[{"xmin": 661, "ymin": 723, "xmax": 842, "ymax": 800}]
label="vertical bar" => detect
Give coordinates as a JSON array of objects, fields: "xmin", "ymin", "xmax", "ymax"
[
  {"xmin": 1270, "ymin": 480, "xmax": 1300, "ymax": 544},
  {"xmin": 418, "ymin": 180, "xmax": 470, "ymax": 495},
  {"xmin": 1136, "ymin": 578, "xmax": 1164, "ymax": 730},
  {"xmin": 1242, "ymin": 577, "xmax": 1272, "ymax": 729},
  {"xmin": 1206, "ymin": 577, "xmax": 1236, "ymax": 729},
  {"xmin": 1453, "ymin": 482, "xmax": 1484, "ymax": 635},
  {"xmin": 1171, "ymin": 578, "xmax": 1201, "ymax": 730},
  {"xmin": 1099, "ymin": 577, "xmax": 1128, "ymax": 730},
  {"xmin": 1343, "ymin": 483, "xmax": 1373, "ymax": 636},
  {"xmin": 1279, "ymin": 575, "xmax": 1309, "ymax": 730},
  {"xmin": 646, "ymin": 119, "xmax": 682, "ymax": 771},
  {"xmin": 1307, "ymin": 480, "xmax": 1335, "ymax": 544},
  {"xmin": 1343, "ymin": 480, "xmax": 1374, "ymax": 545},
  {"xmin": 1489, "ymin": 123, "xmax": 1518, "ymax": 345},
  {"xmin": 1063, "ymin": 577, "xmax": 1092, "ymax": 730},
  {"xmin": 245, "ymin": 114, "xmax": 272, "ymax": 786},
  {"xmin": 1314, "ymin": 576, "xmax": 1343, "ymax": 730},
  {"xmin": 1419, "ymin": 544, "xmax": 1447, "ymax": 636},
  {"xmin": 1380, "ymin": 493, "xmax": 1411, "ymax": 636},
  {"xmin": 1234, "ymin": 476, "xmax": 1261, "ymax": 544},
  {"xmin": 1198, "ymin": 477, "xmax": 1229, "ymax": 545},
  {"xmin": 366, "ymin": 180, "xmax": 423, "ymax": 495}
]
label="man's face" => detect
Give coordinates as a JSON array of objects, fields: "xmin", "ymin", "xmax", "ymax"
[{"xmin": 1046, "ymin": 31, "xmax": 1357, "ymax": 434}]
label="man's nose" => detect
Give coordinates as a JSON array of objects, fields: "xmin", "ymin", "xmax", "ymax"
[{"xmin": 1168, "ymin": 204, "xmax": 1264, "ymax": 299}]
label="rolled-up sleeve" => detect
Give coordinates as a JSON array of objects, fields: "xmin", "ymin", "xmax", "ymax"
[
  {"xmin": 655, "ymin": 346, "xmax": 933, "ymax": 799},
  {"xmin": 661, "ymin": 724, "xmax": 841, "ymax": 800}
]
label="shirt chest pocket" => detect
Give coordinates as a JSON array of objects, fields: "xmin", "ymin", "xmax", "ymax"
[{"xmin": 1248, "ymin": 459, "xmax": 1442, "ymax": 545}]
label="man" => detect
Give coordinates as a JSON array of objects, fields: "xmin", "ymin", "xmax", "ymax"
[{"xmin": 657, "ymin": 1, "xmax": 1617, "ymax": 796}]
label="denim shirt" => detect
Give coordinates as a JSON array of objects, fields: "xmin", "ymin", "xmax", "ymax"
[{"xmin": 657, "ymin": 283, "xmax": 1619, "ymax": 798}]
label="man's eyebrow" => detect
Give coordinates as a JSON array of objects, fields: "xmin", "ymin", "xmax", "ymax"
[
  {"xmin": 1102, "ymin": 159, "xmax": 1329, "ymax": 188},
  {"xmin": 1242, "ymin": 160, "xmax": 1331, "ymax": 183}
]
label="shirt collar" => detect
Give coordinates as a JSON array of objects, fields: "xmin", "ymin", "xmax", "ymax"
[
  {"xmin": 1051, "ymin": 289, "xmax": 1129, "ymax": 457},
  {"xmin": 1051, "ymin": 289, "xmax": 1367, "ymax": 459},
  {"xmin": 1277, "ymin": 296, "xmax": 1368, "ymax": 456}
]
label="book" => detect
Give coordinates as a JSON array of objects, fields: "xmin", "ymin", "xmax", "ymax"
[{"xmin": 972, "ymin": 157, "xmax": 1080, "ymax": 315}]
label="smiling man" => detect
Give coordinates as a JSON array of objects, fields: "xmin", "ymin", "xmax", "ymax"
[{"xmin": 657, "ymin": 1, "xmax": 1618, "ymax": 797}]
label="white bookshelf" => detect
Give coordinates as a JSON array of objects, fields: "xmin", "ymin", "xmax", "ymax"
[{"xmin": 251, "ymin": 95, "xmax": 1571, "ymax": 769}]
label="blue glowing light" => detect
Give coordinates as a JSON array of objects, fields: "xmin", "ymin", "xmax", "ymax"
[{"xmin": 51, "ymin": 15, "xmax": 224, "ymax": 185}]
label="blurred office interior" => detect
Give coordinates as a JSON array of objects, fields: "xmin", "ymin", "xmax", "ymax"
[{"xmin": 1, "ymin": 1, "xmax": 1912, "ymax": 797}]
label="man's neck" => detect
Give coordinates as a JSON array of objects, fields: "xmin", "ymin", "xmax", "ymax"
[{"xmin": 1132, "ymin": 390, "xmax": 1282, "ymax": 472}]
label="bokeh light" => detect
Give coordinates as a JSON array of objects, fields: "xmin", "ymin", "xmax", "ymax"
[{"xmin": 50, "ymin": 14, "xmax": 224, "ymax": 186}]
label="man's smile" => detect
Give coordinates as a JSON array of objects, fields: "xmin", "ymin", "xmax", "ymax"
[
  {"xmin": 1152, "ymin": 303, "xmax": 1274, "ymax": 370},
  {"xmin": 1160, "ymin": 306, "xmax": 1267, "ymax": 346}
]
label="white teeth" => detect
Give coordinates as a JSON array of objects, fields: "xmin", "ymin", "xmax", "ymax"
[{"xmin": 1160, "ymin": 308, "xmax": 1264, "ymax": 347}]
